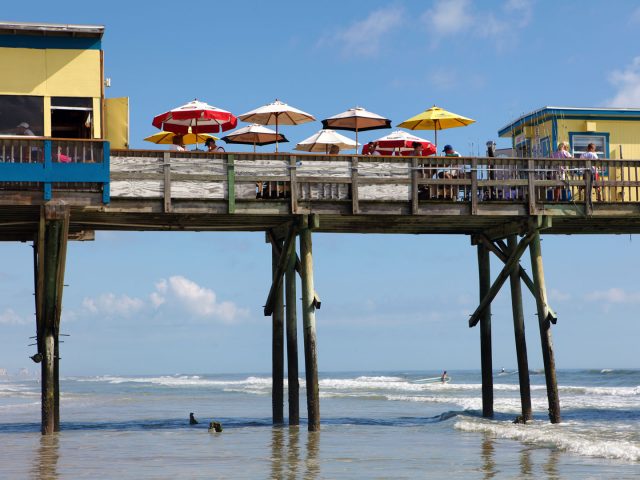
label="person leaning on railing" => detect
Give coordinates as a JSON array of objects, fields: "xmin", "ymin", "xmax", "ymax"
[{"xmin": 551, "ymin": 141, "xmax": 572, "ymax": 201}]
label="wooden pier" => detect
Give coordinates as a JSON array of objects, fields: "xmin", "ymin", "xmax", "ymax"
[{"xmin": 3, "ymin": 137, "xmax": 640, "ymax": 432}]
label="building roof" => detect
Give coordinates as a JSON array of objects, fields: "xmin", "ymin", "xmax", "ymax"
[
  {"xmin": 0, "ymin": 21, "xmax": 104, "ymax": 38},
  {"xmin": 498, "ymin": 106, "xmax": 640, "ymax": 137}
]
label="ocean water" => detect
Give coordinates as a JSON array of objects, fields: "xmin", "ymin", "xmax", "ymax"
[{"xmin": 0, "ymin": 369, "xmax": 639, "ymax": 479}]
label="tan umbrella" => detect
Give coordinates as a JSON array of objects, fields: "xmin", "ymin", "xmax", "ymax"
[
  {"xmin": 238, "ymin": 99, "xmax": 315, "ymax": 152},
  {"xmin": 294, "ymin": 129, "xmax": 358, "ymax": 153},
  {"xmin": 321, "ymin": 107, "xmax": 391, "ymax": 153},
  {"xmin": 397, "ymin": 105, "xmax": 475, "ymax": 150},
  {"xmin": 220, "ymin": 124, "xmax": 288, "ymax": 153}
]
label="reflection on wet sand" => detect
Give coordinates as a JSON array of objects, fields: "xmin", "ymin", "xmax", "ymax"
[
  {"xmin": 269, "ymin": 425, "xmax": 319, "ymax": 480},
  {"xmin": 520, "ymin": 447, "xmax": 533, "ymax": 477},
  {"xmin": 481, "ymin": 433, "xmax": 496, "ymax": 480},
  {"xmin": 305, "ymin": 431, "xmax": 320, "ymax": 480},
  {"xmin": 31, "ymin": 434, "xmax": 59, "ymax": 480},
  {"xmin": 270, "ymin": 426, "xmax": 284, "ymax": 480},
  {"xmin": 543, "ymin": 448, "xmax": 560, "ymax": 480},
  {"xmin": 287, "ymin": 426, "xmax": 299, "ymax": 480}
]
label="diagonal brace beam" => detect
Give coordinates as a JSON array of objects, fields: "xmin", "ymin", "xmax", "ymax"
[
  {"xmin": 264, "ymin": 224, "xmax": 298, "ymax": 316},
  {"xmin": 494, "ymin": 238, "xmax": 557, "ymax": 324},
  {"xmin": 469, "ymin": 231, "xmax": 535, "ymax": 328}
]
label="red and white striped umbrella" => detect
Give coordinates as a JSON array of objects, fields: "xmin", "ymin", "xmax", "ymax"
[{"xmin": 152, "ymin": 99, "xmax": 238, "ymax": 134}]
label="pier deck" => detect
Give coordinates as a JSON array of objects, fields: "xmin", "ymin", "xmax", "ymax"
[{"xmin": 1, "ymin": 143, "xmax": 640, "ymax": 238}]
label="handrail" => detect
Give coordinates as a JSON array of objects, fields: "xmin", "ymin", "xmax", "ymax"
[{"xmin": 0, "ymin": 138, "xmax": 110, "ymax": 203}]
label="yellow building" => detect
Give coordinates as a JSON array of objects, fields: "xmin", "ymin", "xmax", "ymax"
[
  {"xmin": 498, "ymin": 106, "xmax": 640, "ymax": 160},
  {"xmin": 0, "ymin": 21, "xmax": 128, "ymax": 147}
]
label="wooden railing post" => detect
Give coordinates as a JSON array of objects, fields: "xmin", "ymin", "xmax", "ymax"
[
  {"xmin": 163, "ymin": 152, "xmax": 172, "ymax": 213},
  {"xmin": 471, "ymin": 157, "xmax": 478, "ymax": 215},
  {"xmin": 289, "ymin": 155, "xmax": 298, "ymax": 214},
  {"xmin": 411, "ymin": 157, "xmax": 419, "ymax": 215},
  {"xmin": 351, "ymin": 157, "xmax": 359, "ymax": 214},
  {"xmin": 527, "ymin": 159, "xmax": 537, "ymax": 214},
  {"xmin": 43, "ymin": 140, "xmax": 52, "ymax": 201},
  {"xmin": 227, "ymin": 154, "xmax": 235, "ymax": 214}
]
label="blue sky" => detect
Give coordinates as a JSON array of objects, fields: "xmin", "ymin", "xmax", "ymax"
[{"xmin": 1, "ymin": 0, "xmax": 640, "ymax": 375}]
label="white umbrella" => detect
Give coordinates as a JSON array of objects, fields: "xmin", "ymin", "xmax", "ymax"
[
  {"xmin": 294, "ymin": 129, "xmax": 358, "ymax": 153},
  {"xmin": 238, "ymin": 99, "xmax": 315, "ymax": 152},
  {"xmin": 322, "ymin": 106, "xmax": 391, "ymax": 153},
  {"xmin": 220, "ymin": 124, "xmax": 288, "ymax": 153}
]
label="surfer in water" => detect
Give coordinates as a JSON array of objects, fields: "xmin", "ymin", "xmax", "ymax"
[
  {"xmin": 189, "ymin": 412, "xmax": 198, "ymax": 425},
  {"xmin": 441, "ymin": 371, "xmax": 448, "ymax": 383}
]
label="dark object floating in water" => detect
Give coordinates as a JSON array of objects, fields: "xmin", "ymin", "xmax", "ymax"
[
  {"xmin": 208, "ymin": 421, "xmax": 223, "ymax": 433},
  {"xmin": 189, "ymin": 413, "xmax": 198, "ymax": 425}
]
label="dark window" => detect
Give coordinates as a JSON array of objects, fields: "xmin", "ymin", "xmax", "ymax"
[
  {"xmin": 0, "ymin": 95, "xmax": 44, "ymax": 136},
  {"xmin": 51, "ymin": 97, "xmax": 93, "ymax": 139}
]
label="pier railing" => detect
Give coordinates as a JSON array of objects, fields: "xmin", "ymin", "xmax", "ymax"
[
  {"xmin": 0, "ymin": 137, "xmax": 110, "ymax": 203},
  {"xmin": 109, "ymin": 150, "xmax": 640, "ymax": 215}
]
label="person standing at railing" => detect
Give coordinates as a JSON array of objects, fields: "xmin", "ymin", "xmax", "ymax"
[
  {"xmin": 580, "ymin": 142, "xmax": 602, "ymax": 202},
  {"xmin": 441, "ymin": 145, "xmax": 461, "ymax": 199},
  {"xmin": 551, "ymin": 141, "xmax": 572, "ymax": 201}
]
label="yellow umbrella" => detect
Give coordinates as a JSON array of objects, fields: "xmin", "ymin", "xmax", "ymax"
[
  {"xmin": 397, "ymin": 105, "xmax": 475, "ymax": 150},
  {"xmin": 144, "ymin": 131, "xmax": 219, "ymax": 145}
]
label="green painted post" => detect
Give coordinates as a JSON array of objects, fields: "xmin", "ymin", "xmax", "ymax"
[{"xmin": 300, "ymin": 226, "xmax": 320, "ymax": 431}]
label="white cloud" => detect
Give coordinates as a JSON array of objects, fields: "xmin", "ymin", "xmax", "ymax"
[
  {"xmin": 631, "ymin": 7, "xmax": 640, "ymax": 25},
  {"xmin": 584, "ymin": 287, "xmax": 640, "ymax": 304},
  {"xmin": 322, "ymin": 6, "xmax": 404, "ymax": 57},
  {"xmin": 81, "ymin": 293, "xmax": 145, "ymax": 318},
  {"xmin": 607, "ymin": 57, "xmax": 640, "ymax": 107},
  {"xmin": 60, "ymin": 276, "xmax": 248, "ymax": 325},
  {"xmin": 150, "ymin": 275, "xmax": 247, "ymax": 324},
  {"xmin": 549, "ymin": 288, "xmax": 571, "ymax": 302},
  {"xmin": 423, "ymin": 0, "xmax": 473, "ymax": 35},
  {"xmin": 0, "ymin": 308, "xmax": 30, "ymax": 325},
  {"xmin": 422, "ymin": 0, "xmax": 533, "ymax": 49}
]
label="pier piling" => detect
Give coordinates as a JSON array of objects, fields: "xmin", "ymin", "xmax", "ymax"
[
  {"xmin": 300, "ymin": 220, "xmax": 320, "ymax": 431},
  {"xmin": 529, "ymin": 231, "xmax": 561, "ymax": 423},
  {"xmin": 477, "ymin": 242, "xmax": 494, "ymax": 418},
  {"xmin": 271, "ymin": 234, "xmax": 285, "ymax": 425},
  {"xmin": 507, "ymin": 235, "xmax": 533, "ymax": 421},
  {"xmin": 35, "ymin": 205, "xmax": 69, "ymax": 435},
  {"xmin": 285, "ymin": 240, "xmax": 300, "ymax": 425}
]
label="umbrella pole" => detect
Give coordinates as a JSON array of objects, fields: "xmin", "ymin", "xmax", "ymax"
[
  {"xmin": 275, "ymin": 115, "xmax": 279, "ymax": 153},
  {"xmin": 355, "ymin": 128, "xmax": 359, "ymax": 154},
  {"xmin": 254, "ymin": 142, "xmax": 256, "ymax": 154}
]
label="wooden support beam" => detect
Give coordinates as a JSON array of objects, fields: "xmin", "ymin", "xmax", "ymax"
[
  {"xmin": 266, "ymin": 228, "xmax": 321, "ymax": 311},
  {"xmin": 36, "ymin": 204, "xmax": 70, "ymax": 435},
  {"xmin": 285, "ymin": 241, "xmax": 299, "ymax": 425},
  {"xmin": 507, "ymin": 235, "xmax": 532, "ymax": 422},
  {"xmin": 470, "ymin": 157, "xmax": 478, "ymax": 215},
  {"xmin": 529, "ymin": 231, "xmax": 561, "ymax": 424},
  {"xmin": 477, "ymin": 242, "xmax": 493, "ymax": 418},
  {"xmin": 468, "ymin": 232, "xmax": 535, "ymax": 328},
  {"xmin": 264, "ymin": 224, "xmax": 297, "ymax": 316},
  {"xmin": 300, "ymin": 227, "xmax": 320, "ymax": 431},
  {"xmin": 477, "ymin": 235, "xmax": 558, "ymax": 324},
  {"xmin": 271, "ymin": 237, "xmax": 284, "ymax": 425}
]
